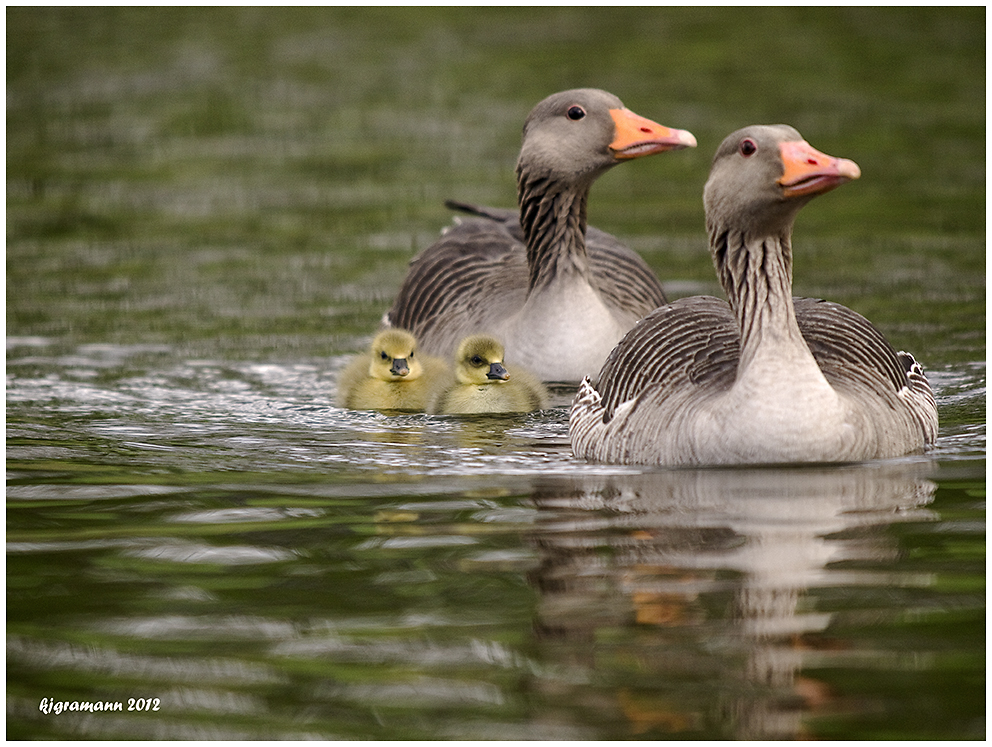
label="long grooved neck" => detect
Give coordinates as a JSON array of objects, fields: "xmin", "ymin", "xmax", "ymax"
[
  {"xmin": 710, "ymin": 226, "xmax": 808, "ymax": 372},
  {"xmin": 517, "ymin": 167, "xmax": 591, "ymax": 292}
]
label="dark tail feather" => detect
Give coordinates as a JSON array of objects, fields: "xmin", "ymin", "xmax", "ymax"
[{"xmin": 444, "ymin": 200, "xmax": 516, "ymax": 223}]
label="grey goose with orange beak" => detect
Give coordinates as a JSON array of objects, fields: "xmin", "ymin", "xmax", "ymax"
[
  {"xmin": 383, "ymin": 88, "xmax": 696, "ymax": 383},
  {"xmin": 570, "ymin": 124, "xmax": 938, "ymax": 466}
]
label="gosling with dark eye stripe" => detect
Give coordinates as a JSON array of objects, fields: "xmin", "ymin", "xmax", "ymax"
[
  {"xmin": 337, "ymin": 329, "xmax": 447, "ymax": 413},
  {"xmin": 430, "ymin": 335, "xmax": 548, "ymax": 415}
]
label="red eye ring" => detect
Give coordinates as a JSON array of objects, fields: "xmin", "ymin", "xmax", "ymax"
[{"xmin": 739, "ymin": 138, "xmax": 757, "ymax": 157}]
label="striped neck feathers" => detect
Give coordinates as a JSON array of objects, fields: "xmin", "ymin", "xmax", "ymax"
[
  {"xmin": 709, "ymin": 224, "xmax": 809, "ymax": 370},
  {"xmin": 516, "ymin": 166, "xmax": 592, "ymax": 292}
]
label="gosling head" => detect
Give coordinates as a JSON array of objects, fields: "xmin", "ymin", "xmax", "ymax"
[
  {"xmin": 455, "ymin": 335, "xmax": 510, "ymax": 385},
  {"xmin": 368, "ymin": 329, "xmax": 424, "ymax": 381}
]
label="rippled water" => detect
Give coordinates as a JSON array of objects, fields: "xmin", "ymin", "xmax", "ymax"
[
  {"xmin": 7, "ymin": 7, "xmax": 985, "ymax": 740},
  {"xmin": 7, "ymin": 341, "xmax": 985, "ymax": 739}
]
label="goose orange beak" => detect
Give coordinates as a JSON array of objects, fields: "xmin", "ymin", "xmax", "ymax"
[
  {"xmin": 778, "ymin": 140, "xmax": 861, "ymax": 199},
  {"xmin": 609, "ymin": 108, "xmax": 697, "ymax": 159}
]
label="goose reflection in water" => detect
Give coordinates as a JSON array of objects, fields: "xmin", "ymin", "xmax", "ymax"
[{"xmin": 525, "ymin": 462, "xmax": 936, "ymax": 740}]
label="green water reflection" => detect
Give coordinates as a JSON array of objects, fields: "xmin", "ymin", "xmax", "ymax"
[
  {"xmin": 7, "ymin": 458, "xmax": 985, "ymax": 739},
  {"xmin": 6, "ymin": 7, "xmax": 985, "ymax": 740}
]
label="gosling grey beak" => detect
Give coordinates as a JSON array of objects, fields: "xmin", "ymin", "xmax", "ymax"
[
  {"xmin": 390, "ymin": 358, "xmax": 410, "ymax": 377},
  {"xmin": 487, "ymin": 362, "xmax": 509, "ymax": 381}
]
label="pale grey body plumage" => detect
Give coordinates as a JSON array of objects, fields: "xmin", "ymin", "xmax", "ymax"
[{"xmin": 570, "ymin": 125, "xmax": 938, "ymax": 466}]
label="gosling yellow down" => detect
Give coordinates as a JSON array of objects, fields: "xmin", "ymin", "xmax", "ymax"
[
  {"xmin": 430, "ymin": 335, "xmax": 548, "ymax": 415},
  {"xmin": 337, "ymin": 329, "xmax": 447, "ymax": 412}
]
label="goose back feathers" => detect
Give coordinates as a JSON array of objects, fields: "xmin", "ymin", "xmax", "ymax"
[
  {"xmin": 570, "ymin": 125, "xmax": 938, "ymax": 466},
  {"xmin": 384, "ymin": 88, "xmax": 696, "ymax": 383}
]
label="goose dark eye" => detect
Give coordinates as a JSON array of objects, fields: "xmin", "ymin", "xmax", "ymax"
[
  {"xmin": 739, "ymin": 138, "xmax": 757, "ymax": 157},
  {"xmin": 566, "ymin": 105, "xmax": 586, "ymax": 121},
  {"xmin": 471, "ymin": 355, "xmax": 485, "ymax": 366},
  {"xmin": 380, "ymin": 351, "xmax": 389, "ymax": 360}
]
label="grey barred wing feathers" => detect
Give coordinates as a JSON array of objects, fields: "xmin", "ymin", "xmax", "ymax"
[
  {"xmin": 794, "ymin": 297, "xmax": 938, "ymax": 445},
  {"xmin": 794, "ymin": 297, "xmax": 907, "ymax": 396},
  {"xmin": 593, "ymin": 296, "xmax": 738, "ymax": 422},
  {"xmin": 384, "ymin": 214, "xmax": 528, "ymax": 357}
]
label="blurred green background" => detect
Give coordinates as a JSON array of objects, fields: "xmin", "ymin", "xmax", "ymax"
[{"xmin": 7, "ymin": 7, "xmax": 985, "ymax": 363}]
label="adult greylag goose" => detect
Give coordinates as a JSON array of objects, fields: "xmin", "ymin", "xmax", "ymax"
[
  {"xmin": 337, "ymin": 329, "xmax": 448, "ymax": 413},
  {"xmin": 570, "ymin": 125, "xmax": 938, "ymax": 466},
  {"xmin": 429, "ymin": 334, "xmax": 548, "ymax": 415},
  {"xmin": 383, "ymin": 88, "xmax": 696, "ymax": 383}
]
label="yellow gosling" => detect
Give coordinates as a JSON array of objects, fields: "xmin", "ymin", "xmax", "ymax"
[
  {"xmin": 431, "ymin": 335, "xmax": 548, "ymax": 415},
  {"xmin": 337, "ymin": 329, "xmax": 447, "ymax": 412}
]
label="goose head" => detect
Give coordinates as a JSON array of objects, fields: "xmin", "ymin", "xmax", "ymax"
[
  {"xmin": 516, "ymin": 88, "xmax": 696, "ymax": 190},
  {"xmin": 368, "ymin": 329, "xmax": 424, "ymax": 381},
  {"xmin": 454, "ymin": 335, "xmax": 510, "ymax": 385},
  {"xmin": 703, "ymin": 124, "xmax": 861, "ymax": 238}
]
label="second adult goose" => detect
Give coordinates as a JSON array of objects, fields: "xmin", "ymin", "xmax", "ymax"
[
  {"xmin": 383, "ymin": 88, "xmax": 696, "ymax": 383},
  {"xmin": 570, "ymin": 125, "xmax": 938, "ymax": 466}
]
